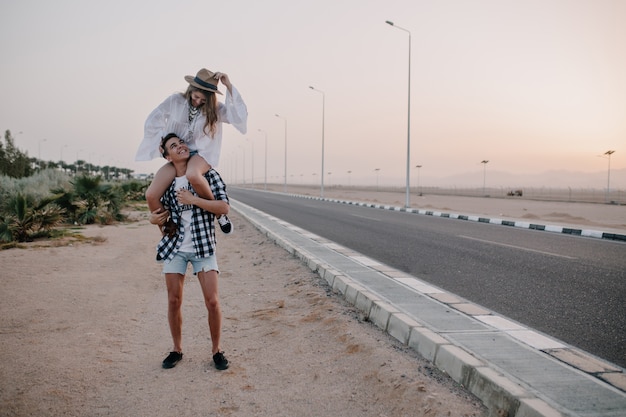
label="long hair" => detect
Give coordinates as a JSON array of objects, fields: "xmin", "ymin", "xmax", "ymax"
[{"xmin": 184, "ymin": 86, "xmax": 218, "ymax": 137}]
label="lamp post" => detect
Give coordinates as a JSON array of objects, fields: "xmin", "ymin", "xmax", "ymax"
[
  {"xmin": 258, "ymin": 129, "xmax": 268, "ymax": 190},
  {"xmin": 38, "ymin": 138, "xmax": 47, "ymax": 169},
  {"xmin": 386, "ymin": 20, "xmax": 412, "ymax": 209},
  {"xmin": 375, "ymin": 168, "xmax": 381, "ymax": 191},
  {"xmin": 240, "ymin": 145, "xmax": 246, "ymax": 185},
  {"xmin": 415, "ymin": 164, "xmax": 422, "ymax": 195},
  {"xmin": 275, "ymin": 114, "xmax": 287, "ymax": 192},
  {"xmin": 309, "ymin": 86, "xmax": 326, "ymax": 198},
  {"xmin": 604, "ymin": 150, "xmax": 615, "ymax": 203},
  {"xmin": 60, "ymin": 144, "xmax": 69, "ymax": 163},
  {"xmin": 246, "ymin": 138, "xmax": 254, "ymax": 188},
  {"xmin": 481, "ymin": 160, "xmax": 489, "ymax": 196}
]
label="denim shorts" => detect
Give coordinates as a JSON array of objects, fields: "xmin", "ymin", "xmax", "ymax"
[{"xmin": 161, "ymin": 251, "xmax": 219, "ymax": 275}]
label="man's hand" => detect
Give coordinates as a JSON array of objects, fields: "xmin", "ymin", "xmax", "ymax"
[
  {"xmin": 176, "ymin": 188, "xmax": 198, "ymax": 206},
  {"xmin": 150, "ymin": 207, "xmax": 170, "ymax": 226}
]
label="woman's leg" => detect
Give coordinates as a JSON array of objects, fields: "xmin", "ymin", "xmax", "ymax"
[
  {"xmin": 146, "ymin": 163, "xmax": 176, "ymax": 212},
  {"xmin": 186, "ymin": 155, "xmax": 214, "ymax": 200}
]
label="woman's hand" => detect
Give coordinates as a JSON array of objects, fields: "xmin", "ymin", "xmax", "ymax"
[
  {"xmin": 176, "ymin": 188, "xmax": 197, "ymax": 205},
  {"xmin": 213, "ymin": 71, "xmax": 232, "ymax": 91},
  {"xmin": 150, "ymin": 208, "xmax": 169, "ymax": 226}
]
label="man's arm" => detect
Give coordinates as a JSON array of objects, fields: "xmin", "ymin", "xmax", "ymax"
[{"xmin": 176, "ymin": 189, "xmax": 229, "ymax": 216}]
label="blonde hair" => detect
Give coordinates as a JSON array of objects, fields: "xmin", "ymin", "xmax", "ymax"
[{"xmin": 184, "ymin": 86, "xmax": 218, "ymax": 137}]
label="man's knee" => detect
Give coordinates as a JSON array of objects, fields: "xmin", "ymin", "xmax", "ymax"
[
  {"xmin": 168, "ymin": 293, "xmax": 183, "ymax": 310},
  {"xmin": 205, "ymin": 297, "xmax": 220, "ymax": 313}
]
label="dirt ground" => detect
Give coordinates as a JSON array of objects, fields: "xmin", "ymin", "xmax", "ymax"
[{"xmin": 0, "ymin": 209, "xmax": 486, "ymax": 417}]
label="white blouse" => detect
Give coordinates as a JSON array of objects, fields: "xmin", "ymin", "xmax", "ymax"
[{"xmin": 134, "ymin": 86, "xmax": 247, "ymax": 167}]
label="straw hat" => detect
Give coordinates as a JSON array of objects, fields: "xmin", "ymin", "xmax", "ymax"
[{"xmin": 184, "ymin": 68, "xmax": 223, "ymax": 95}]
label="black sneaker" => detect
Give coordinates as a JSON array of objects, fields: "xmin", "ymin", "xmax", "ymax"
[
  {"xmin": 162, "ymin": 351, "xmax": 183, "ymax": 369},
  {"xmin": 217, "ymin": 215, "xmax": 233, "ymax": 234},
  {"xmin": 213, "ymin": 351, "xmax": 229, "ymax": 370}
]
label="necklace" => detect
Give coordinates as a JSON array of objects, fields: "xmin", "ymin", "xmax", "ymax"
[
  {"xmin": 188, "ymin": 106, "xmax": 199, "ymax": 122},
  {"xmin": 186, "ymin": 105, "xmax": 200, "ymax": 140}
]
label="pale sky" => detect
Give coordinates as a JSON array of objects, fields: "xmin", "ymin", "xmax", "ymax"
[{"xmin": 1, "ymin": 0, "xmax": 625, "ymax": 188}]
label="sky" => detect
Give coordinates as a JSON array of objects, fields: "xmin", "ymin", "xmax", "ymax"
[{"xmin": 1, "ymin": 0, "xmax": 625, "ymax": 189}]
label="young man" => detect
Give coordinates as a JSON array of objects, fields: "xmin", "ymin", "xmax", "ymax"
[{"xmin": 150, "ymin": 133, "xmax": 230, "ymax": 370}]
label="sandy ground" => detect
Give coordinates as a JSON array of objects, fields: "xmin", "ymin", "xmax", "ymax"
[{"xmin": 0, "ymin": 207, "xmax": 486, "ymax": 416}]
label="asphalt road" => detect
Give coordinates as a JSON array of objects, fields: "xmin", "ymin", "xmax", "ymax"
[{"xmin": 229, "ymin": 188, "xmax": 626, "ymax": 368}]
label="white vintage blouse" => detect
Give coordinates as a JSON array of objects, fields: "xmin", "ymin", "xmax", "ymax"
[{"xmin": 134, "ymin": 86, "xmax": 247, "ymax": 167}]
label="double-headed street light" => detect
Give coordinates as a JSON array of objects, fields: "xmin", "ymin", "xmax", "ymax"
[
  {"xmin": 309, "ymin": 86, "xmax": 326, "ymax": 198},
  {"xmin": 275, "ymin": 114, "xmax": 287, "ymax": 192},
  {"xmin": 386, "ymin": 20, "xmax": 412, "ymax": 208}
]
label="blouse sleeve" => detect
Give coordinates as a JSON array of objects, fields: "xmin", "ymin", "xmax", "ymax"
[
  {"xmin": 218, "ymin": 85, "xmax": 248, "ymax": 135},
  {"xmin": 135, "ymin": 94, "xmax": 176, "ymax": 161}
]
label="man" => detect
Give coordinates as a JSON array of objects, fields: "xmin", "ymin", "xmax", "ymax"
[{"xmin": 149, "ymin": 132, "xmax": 229, "ymax": 370}]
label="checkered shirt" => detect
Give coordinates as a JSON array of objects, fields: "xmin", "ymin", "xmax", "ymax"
[{"xmin": 156, "ymin": 169, "xmax": 229, "ymax": 262}]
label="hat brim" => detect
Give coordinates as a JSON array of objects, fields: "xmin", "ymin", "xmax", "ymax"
[{"xmin": 184, "ymin": 75, "xmax": 223, "ymax": 95}]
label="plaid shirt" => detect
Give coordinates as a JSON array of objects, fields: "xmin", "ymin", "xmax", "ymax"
[{"xmin": 156, "ymin": 169, "xmax": 229, "ymax": 262}]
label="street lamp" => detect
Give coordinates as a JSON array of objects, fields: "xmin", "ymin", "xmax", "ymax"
[
  {"xmin": 375, "ymin": 168, "xmax": 381, "ymax": 191},
  {"xmin": 481, "ymin": 160, "xmax": 489, "ymax": 196},
  {"xmin": 258, "ymin": 129, "xmax": 268, "ymax": 191},
  {"xmin": 604, "ymin": 150, "xmax": 615, "ymax": 203},
  {"xmin": 415, "ymin": 165, "xmax": 422, "ymax": 195},
  {"xmin": 275, "ymin": 114, "xmax": 287, "ymax": 192},
  {"xmin": 246, "ymin": 138, "xmax": 254, "ymax": 188},
  {"xmin": 38, "ymin": 138, "xmax": 47, "ymax": 168},
  {"xmin": 309, "ymin": 85, "xmax": 326, "ymax": 198},
  {"xmin": 239, "ymin": 145, "xmax": 246, "ymax": 185},
  {"xmin": 60, "ymin": 144, "xmax": 69, "ymax": 163},
  {"xmin": 386, "ymin": 20, "xmax": 412, "ymax": 209}
]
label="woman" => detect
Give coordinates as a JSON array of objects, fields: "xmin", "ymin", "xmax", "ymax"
[{"xmin": 135, "ymin": 68, "xmax": 247, "ymax": 233}]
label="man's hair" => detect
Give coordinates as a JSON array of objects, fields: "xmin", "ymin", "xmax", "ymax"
[{"xmin": 159, "ymin": 133, "xmax": 179, "ymax": 158}]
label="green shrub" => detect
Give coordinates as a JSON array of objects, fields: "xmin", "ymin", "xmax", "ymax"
[
  {"xmin": 0, "ymin": 193, "xmax": 65, "ymax": 243},
  {"xmin": 51, "ymin": 175, "xmax": 126, "ymax": 225}
]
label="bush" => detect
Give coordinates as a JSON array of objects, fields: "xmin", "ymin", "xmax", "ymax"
[
  {"xmin": 0, "ymin": 193, "xmax": 65, "ymax": 243},
  {"xmin": 52, "ymin": 175, "xmax": 127, "ymax": 225},
  {"xmin": 0, "ymin": 169, "xmax": 71, "ymax": 203},
  {"xmin": 0, "ymin": 170, "xmax": 146, "ymax": 243}
]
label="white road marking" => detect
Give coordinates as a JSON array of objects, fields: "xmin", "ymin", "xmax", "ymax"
[{"xmin": 459, "ymin": 235, "xmax": 577, "ymax": 259}]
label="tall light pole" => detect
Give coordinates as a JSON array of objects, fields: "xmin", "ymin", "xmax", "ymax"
[
  {"xmin": 386, "ymin": 20, "xmax": 412, "ymax": 208},
  {"xmin": 309, "ymin": 86, "xmax": 326, "ymax": 198},
  {"xmin": 275, "ymin": 114, "xmax": 287, "ymax": 192},
  {"xmin": 375, "ymin": 168, "xmax": 381, "ymax": 191},
  {"xmin": 60, "ymin": 144, "xmax": 69, "ymax": 163},
  {"xmin": 38, "ymin": 138, "xmax": 47, "ymax": 168},
  {"xmin": 415, "ymin": 164, "xmax": 422, "ymax": 195},
  {"xmin": 246, "ymin": 138, "xmax": 255, "ymax": 188},
  {"xmin": 258, "ymin": 129, "xmax": 268, "ymax": 191},
  {"xmin": 481, "ymin": 160, "xmax": 489, "ymax": 196},
  {"xmin": 604, "ymin": 150, "xmax": 615, "ymax": 203}
]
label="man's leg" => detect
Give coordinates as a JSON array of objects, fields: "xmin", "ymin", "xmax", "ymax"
[
  {"xmin": 165, "ymin": 273, "xmax": 185, "ymax": 353},
  {"xmin": 198, "ymin": 270, "xmax": 222, "ymax": 354},
  {"xmin": 197, "ymin": 270, "xmax": 228, "ymax": 370}
]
